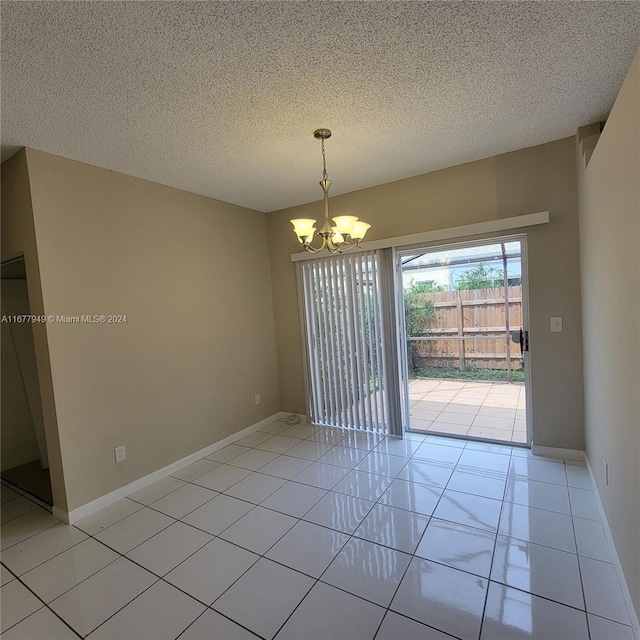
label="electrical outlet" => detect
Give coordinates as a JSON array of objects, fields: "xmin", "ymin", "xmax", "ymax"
[
  {"xmin": 255, "ymin": 394, "xmax": 261, "ymax": 405},
  {"xmin": 604, "ymin": 459, "xmax": 609, "ymax": 485},
  {"xmin": 551, "ymin": 317, "xmax": 563, "ymax": 332},
  {"xmin": 115, "ymin": 445, "xmax": 126, "ymax": 463}
]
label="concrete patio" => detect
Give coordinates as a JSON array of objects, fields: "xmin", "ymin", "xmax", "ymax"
[{"xmin": 407, "ymin": 378, "xmax": 527, "ymax": 444}]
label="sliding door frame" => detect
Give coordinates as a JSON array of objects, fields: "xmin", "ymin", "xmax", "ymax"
[{"xmin": 394, "ymin": 232, "xmax": 533, "ymax": 446}]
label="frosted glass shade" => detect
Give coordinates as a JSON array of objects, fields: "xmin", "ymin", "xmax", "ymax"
[
  {"xmin": 291, "ymin": 218, "xmax": 317, "ymax": 243},
  {"xmin": 332, "ymin": 215, "xmax": 359, "ymax": 236},
  {"xmin": 351, "ymin": 221, "xmax": 371, "ymax": 240}
]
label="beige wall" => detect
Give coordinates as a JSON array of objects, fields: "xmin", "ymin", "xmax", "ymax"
[
  {"xmin": 268, "ymin": 137, "xmax": 585, "ymax": 450},
  {"xmin": 577, "ymin": 50, "xmax": 639, "ymax": 612},
  {"xmin": 7, "ymin": 149, "xmax": 280, "ymax": 511},
  {"xmin": 1, "ymin": 150, "xmax": 67, "ymax": 509}
]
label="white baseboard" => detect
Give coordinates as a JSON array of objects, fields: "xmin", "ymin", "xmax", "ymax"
[
  {"xmin": 531, "ymin": 444, "xmax": 584, "ymax": 460},
  {"xmin": 585, "ymin": 456, "xmax": 640, "ymax": 639},
  {"xmin": 52, "ymin": 505, "xmax": 69, "ymax": 523},
  {"xmin": 62, "ymin": 412, "xmax": 288, "ymax": 524},
  {"xmin": 280, "ymin": 412, "xmax": 307, "ymax": 425}
]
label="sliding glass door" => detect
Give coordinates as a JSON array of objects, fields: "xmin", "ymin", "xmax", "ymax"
[{"xmin": 396, "ymin": 237, "xmax": 530, "ymax": 445}]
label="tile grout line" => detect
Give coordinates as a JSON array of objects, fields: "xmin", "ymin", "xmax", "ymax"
[
  {"xmin": 186, "ymin": 432, "xmax": 599, "ymax": 559},
  {"xmin": 0, "ymin": 514, "xmax": 61, "ymax": 552},
  {"xmin": 283, "ymin": 438, "xmax": 605, "ymax": 619},
  {"xmin": 173, "ymin": 430, "xmax": 388, "ymax": 638},
  {"xmin": 0, "ymin": 499, "xmax": 41, "ymax": 525},
  {"xmin": 6, "ymin": 516, "xmax": 598, "ymax": 633},
  {"xmin": 0, "ymin": 559, "xmax": 84, "ymax": 638},
  {"xmin": 47, "ymin": 518, "xmax": 257, "ymax": 639},
  {"xmin": 77, "ymin": 447, "xmax": 351, "ymax": 637},
  {"xmin": 3, "ymin": 513, "xmax": 188, "ymax": 633},
  {"xmin": 265, "ymin": 448, "xmax": 406, "ymax": 640},
  {"xmin": 569, "ymin": 481, "xmax": 594, "ymax": 640},
  {"xmin": 265, "ymin": 462, "xmax": 626, "ymax": 630},
  {"xmin": 2, "ymin": 531, "xmax": 92, "ymax": 587},
  {"xmin": 477, "ymin": 446, "xmax": 516, "ymax": 639}
]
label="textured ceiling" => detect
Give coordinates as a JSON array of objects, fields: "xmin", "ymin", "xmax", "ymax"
[{"xmin": 2, "ymin": 2, "xmax": 639, "ymax": 212}]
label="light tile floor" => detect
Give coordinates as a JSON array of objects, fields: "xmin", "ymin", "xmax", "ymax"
[
  {"xmin": 408, "ymin": 378, "xmax": 528, "ymax": 444},
  {"xmin": 1, "ymin": 421, "xmax": 634, "ymax": 640}
]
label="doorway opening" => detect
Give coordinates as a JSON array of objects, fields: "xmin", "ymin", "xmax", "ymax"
[
  {"xmin": 1, "ymin": 256, "xmax": 53, "ymax": 505},
  {"xmin": 398, "ymin": 238, "xmax": 529, "ymax": 445}
]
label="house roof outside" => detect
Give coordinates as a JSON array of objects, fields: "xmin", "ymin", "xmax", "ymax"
[
  {"xmin": 401, "ymin": 241, "xmax": 522, "ymax": 290},
  {"xmin": 401, "ymin": 241, "xmax": 522, "ymax": 270}
]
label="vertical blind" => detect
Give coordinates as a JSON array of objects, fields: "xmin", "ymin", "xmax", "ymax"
[{"xmin": 298, "ymin": 250, "xmax": 397, "ymax": 433}]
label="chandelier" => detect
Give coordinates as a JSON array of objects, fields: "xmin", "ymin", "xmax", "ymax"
[{"xmin": 290, "ymin": 129, "xmax": 371, "ymax": 253}]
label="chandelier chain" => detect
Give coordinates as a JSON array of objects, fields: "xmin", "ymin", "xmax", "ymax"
[{"xmin": 321, "ymin": 137, "xmax": 328, "ymax": 181}]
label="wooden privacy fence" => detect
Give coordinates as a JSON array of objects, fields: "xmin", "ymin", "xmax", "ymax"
[{"xmin": 407, "ymin": 286, "xmax": 523, "ymax": 372}]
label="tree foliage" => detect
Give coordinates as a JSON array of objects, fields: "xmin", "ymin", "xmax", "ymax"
[{"xmin": 455, "ymin": 263, "xmax": 504, "ymax": 290}]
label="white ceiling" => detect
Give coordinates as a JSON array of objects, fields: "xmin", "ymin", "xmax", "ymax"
[{"xmin": 2, "ymin": 2, "xmax": 639, "ymax": 212}]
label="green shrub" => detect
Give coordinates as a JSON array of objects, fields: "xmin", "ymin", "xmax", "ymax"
[{"xmin": 403, "ymin": 283, "xmax": 441, "ymax": 372}]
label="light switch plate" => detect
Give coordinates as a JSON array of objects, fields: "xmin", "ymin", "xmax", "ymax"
[{"xmin": 551, "ymin": 317, "xmax": 563, "ymax": 332}]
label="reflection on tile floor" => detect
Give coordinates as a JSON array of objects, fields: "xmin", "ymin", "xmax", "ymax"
[
  {"xmin": 1, "ymin": 421, "xmax": 633, "ymax": 639},
  {"xmin": 408, "ymin": 378, "xmax": 528, "ymax": 444}
]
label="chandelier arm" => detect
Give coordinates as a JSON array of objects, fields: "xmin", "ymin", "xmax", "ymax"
[
  {"xmin": 302, "ymin": 245, "xmax": 325, "ymax": 254},
  {"xmin": 327, "ymin": 236, "xmax": 354, "ymax": 254},
  {"xmin": 333, "ymin": 242, "xmax": 355, "ymax": 253},
  {"xmin": 301, "ymin": 236, "xmax": 329, "ymax": 254}
]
